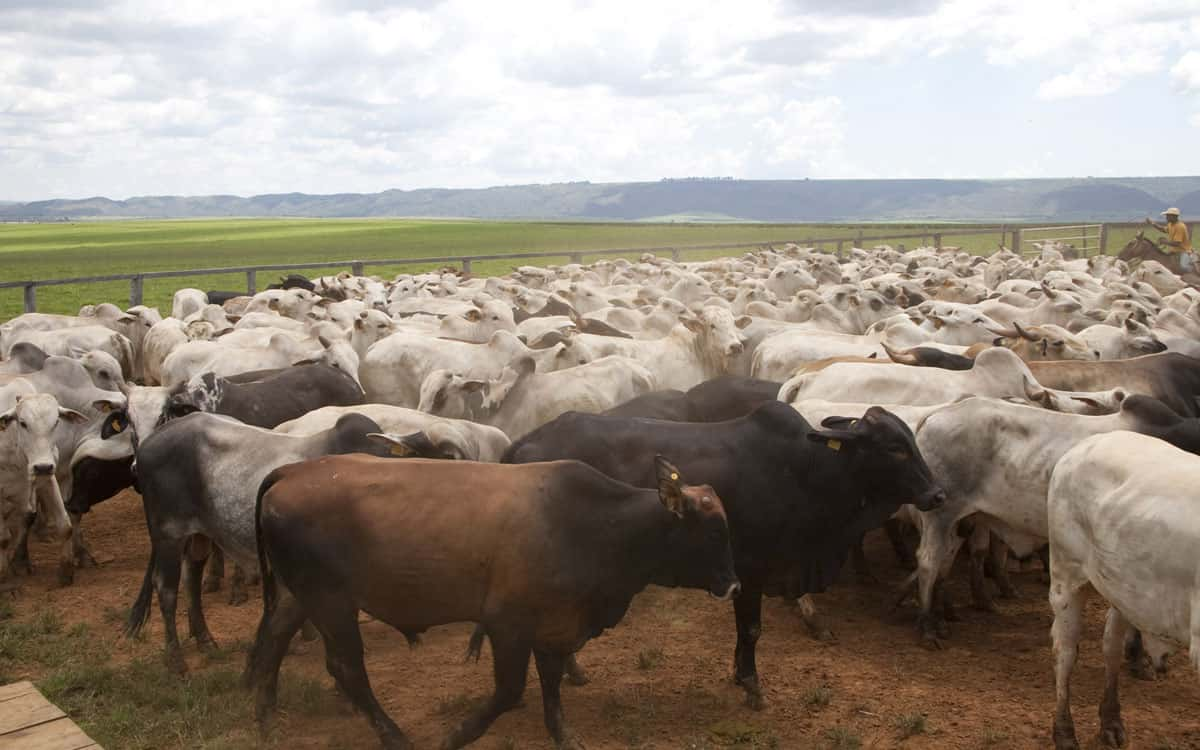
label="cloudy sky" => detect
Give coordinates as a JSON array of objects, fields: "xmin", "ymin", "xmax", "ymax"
[{"xmin": 1, "ymin": 0, "xmax": 1198, "ymax": 201}]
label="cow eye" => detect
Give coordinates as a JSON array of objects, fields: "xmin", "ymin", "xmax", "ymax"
[
  {"xmin": 889, "ymin": 448, "xmax": 910, "ymax": 461},
  {"xmin": 18, "ymin": 421, "xmax": 27, "ymax": 429}
]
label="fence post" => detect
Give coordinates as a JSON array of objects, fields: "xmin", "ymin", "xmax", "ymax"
[
  {"xmin": 23, "ymin": 284, "xmax": 36, "ymax": 313},
  {"xmin": 933, "ymin": 233, "xmax": 942, "ymax": 249},
  {"xmin": 671, "ymin": 248, "xmax": 680, "ymax": 262},
  {"xmin": 1012, "ymin": 228, "xmax": 1022, "ymax": 255},
  {"xmin": 855, "ymin": 230, "xmax": 863, "ymax": 248},
  {"xmin": 569, "ymin": 253, "xmax": 583, "ymax": 265},
  {"xmin": 461, "ymin": 258, "xmax": 472, "ymax": 276},
  {"xmin": 1099, "ymin": 224, "xmax": 1108, "ymax": 255},
  {"xmin": 836, "ymin": 240, "xmax": 844, "ymax": 255},
  {"xmin": 129, "ymin": 275, "xmax": 144, "ymax": 307},
  {"xmin": 246, "ymin": 269, "xmax": 257, "ymax": 295},
  {"xmin": 351, "ymin": 261, "xmax": 364, "ymax": 277}
]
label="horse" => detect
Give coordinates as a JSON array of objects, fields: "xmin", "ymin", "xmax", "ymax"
[{"xmin": 1118, "ymin": 231, "xmax": 1197, "ymax": 279}]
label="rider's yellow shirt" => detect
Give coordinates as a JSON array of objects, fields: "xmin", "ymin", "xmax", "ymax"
[{"xmin": 1167, "ymin": 221, "xmax": 1191, "ymax": 253}]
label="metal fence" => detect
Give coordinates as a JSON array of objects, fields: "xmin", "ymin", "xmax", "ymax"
[
  {"xmin": 1017, "ymin": 224, "xmax": 1105, "ymax": 257},
  {"xmin": 0, "ymin": 223, "xmax": 1086, "ymax": 313}
]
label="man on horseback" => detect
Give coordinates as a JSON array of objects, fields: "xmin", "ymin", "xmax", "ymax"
[{"xmin": 1145, "ymin": 207, "xmax": 1194, "ymax": 271}]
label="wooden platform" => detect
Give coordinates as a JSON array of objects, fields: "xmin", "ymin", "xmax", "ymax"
[{"xmin": 0, "ymin": 681, "xmax": 99, "ymax": 750}]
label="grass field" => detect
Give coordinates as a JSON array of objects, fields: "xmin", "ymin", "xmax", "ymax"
[{"xmin": 0, "ymin": 219, "xmax": 1138, "ymax": 321}]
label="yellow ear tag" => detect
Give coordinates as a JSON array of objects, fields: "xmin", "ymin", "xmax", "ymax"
[
  {"xmin": 110, "ymin": 419, "xmax": 123, "ymax": 433},
  {"xmin": 390, "ymin": 444, "xmax": 411, "ymax": 456},
  {"xmin": 826, "ymin": 439, "xmax": 842, "ymax": 451},
  {"xmin": 670, "ymin": 472, "xmax": 679, "ymax": 481}
]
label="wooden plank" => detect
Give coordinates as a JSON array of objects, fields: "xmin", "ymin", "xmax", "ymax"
[
  {"xmin": 0, "ymin": 717, "xmax": 97, "ymax": 750},
  {"xmin": 0, "ymin": 682, "xmax": 37, "ymax": 703},
  {"xmin": 0, "ymin": 691, "xmax": 64, "ymax": 734}
]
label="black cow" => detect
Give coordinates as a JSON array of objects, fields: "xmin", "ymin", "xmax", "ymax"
[
  {"xmin": 502, "ymin": 401, "xmax": 944, "ymax": 708},
  {"xmin": 603, "ymin": 376, "xmax": 780, "ymax": 422},
  {"xmin": 179, "ymin": 363, "xmax": 363, "ymax": 429},
  {"xmin": 267, "ymin": 273, "xmax": 316, "ymax": 292},
  {"xmin": 205, "ymin": 291, "xmax": 245, "ymax": 306}
]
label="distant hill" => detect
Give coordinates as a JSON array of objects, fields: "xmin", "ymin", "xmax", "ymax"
[{"xmin": 3, "ymin": 177, "xmax": 1198, "ymax": 222}]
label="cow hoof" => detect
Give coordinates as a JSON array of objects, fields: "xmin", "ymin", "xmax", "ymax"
[
  {"xmin": 300, "ymin": 621, "xmax": 319, "ymax": 642},
  {"xmin": 165, "ymin": 650, "xmax": 188, "ymax": 676},
  {"xmin": 1052, "ymin": 721, "xmax": 1080, "ymax": 750},
  {"xmin": 379, "ymin": 730, "xmax": 413, "ymax": 750},
  {"xmin": 919, "ymin": 632, "xmax": 943, "ymax": 651},
  {"xmin": 807, "ymin": 625, "xmax": 836, "ymax": 642},
  {"xmin": 196, "ymin": 635, "xmax": 219, "ymax": 653},
  {"xmin": 1128, "ymin": 656, "xmax": 1158, "ymax": 682},
  {"xmin": 56, "ymin": 563, "xmax": 75, "ymax": 587},
  {"xmin": 1099, "ymin": 720, "xmax": 1127, "ymax": 748},
  {"xmin": 202, "ymin": 576, "xmax": 222, "ymax": 594},
  {"xmin": 557, "ymin": 735, "xmax": 586, "ymax": 750},
  {"xmin": 565, "ymin": 664, "xmax": 590, "ymax": 686}
]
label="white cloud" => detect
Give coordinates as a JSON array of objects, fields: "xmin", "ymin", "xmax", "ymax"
[
  {"xmin": 1173, "ymin": 50, "xmax": 1200, "ymax": 92},
  {"xmin": 0, "ymin": 0, "xmax": 1197, "ymax": 199}
]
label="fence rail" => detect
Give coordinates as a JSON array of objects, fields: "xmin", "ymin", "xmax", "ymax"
[{"xmin": 1, "ymin": 223, "xmax": 1105, "ymax": 313}]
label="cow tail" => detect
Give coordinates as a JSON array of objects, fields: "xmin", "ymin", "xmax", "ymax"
[
  {"xmin": 255, "ymin": 468, "xmax": 284, "ymax": 618},
  {"xmin": 125, "ymin": 546, "xmax": 155, "ymax": 638}
]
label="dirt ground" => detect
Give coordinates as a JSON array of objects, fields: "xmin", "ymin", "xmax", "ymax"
[{"xmin": 11, "ymin": 489, "xmax": 1200, "ymax": 750}]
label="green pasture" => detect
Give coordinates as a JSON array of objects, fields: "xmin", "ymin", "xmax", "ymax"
[{"xmin": 0, "ymin": 219, "xmax": 1140, "ymax": 321}]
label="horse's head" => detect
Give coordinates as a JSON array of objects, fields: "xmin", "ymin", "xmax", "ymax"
[{"xmin": 1118, "ymin": 231, "xmax": 1155, "ymax": 262}]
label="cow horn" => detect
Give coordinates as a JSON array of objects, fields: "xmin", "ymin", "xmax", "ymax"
[
  {"xmin": 882, "ymin": 342, "xmax": 917, "ymax": 365},
  {"xmin": 1013, "ymin": 321, "xmax": 1038, "ymax": 341},
  {"xmin": 1022, "ymin": 376, "xmax": 1053, "ymax": 409}
]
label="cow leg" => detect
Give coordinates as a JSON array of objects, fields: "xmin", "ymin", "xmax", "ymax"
[
  {"xmin": 733, "ymin": 583, "xmax": 765, "ymax": 710},
  {"xmin": 967, "ymin": 523, "xmax": 997, "ymax": 613},
  {"xmin": 1099, "ymin": 608, "xmax": 1129, "ymax": 748},
  {"xmin": 989, "ymin": 534, "xmax": 1018, "ymax": 600},
  {"xmin": 229, "ymin": 562, "xmax": 250, "ymax": 606},
  {"xmin": 442, "ymin": 630, "xmax": 531, "ymax": 750},
  {"xmin": 70, "ymin": 515, "xmax": 98, "ymax": 568},
  {"xmin": 314, "ymin": 605, "xmax": 410, "ymax": 750},
  {"xmin": 153, "ymin": 545, "xmax": 188, "ymax": 675},
  {"xmin": 12, "ymin": 513, "xmax": 35, "ymax": 575},
  {"xmin": 851, "ymin": 533, "xmax": 878, "ymax": 584},
  {"xmin": 184, "ymin": 536, "xmax": 217, "ymax": 651},
  {"xmin": 245, "ymin": 589, "xmax": 307, "ymax": 731},
  {"xmin": 563, "ymin": 652, "xmax": 589, "ymax": 686},
  {"xmin": 916, "ymin": 518, "xmax": 961, "ymax": 648},
  {"xmin": 885, "ymin": 518, "xmax": 916, "ymax": 569},
  {"xmin": 534, "ymin": 650, "xmax": 583, "ymax": 750},
  {"xmin": 203, "ymin": 547, "xmax": 224, "ymax": 594},
  {"xmin": 793, "ymin": 594, "xmax": 834, "ymax": 641},
  {"xmin": 1050, "ymin": 573, "xmax": 1087, "ymax": 750}
]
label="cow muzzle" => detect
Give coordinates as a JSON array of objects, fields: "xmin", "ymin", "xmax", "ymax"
[{"xmin": 32, "ymin": 463, "xmax": 55, "ymax": 477}]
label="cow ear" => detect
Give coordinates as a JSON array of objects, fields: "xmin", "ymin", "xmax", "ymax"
[
  {"xmin": 101, "ymin": 410, "xmax": 130, "ymax": 439},
  {"xmin": 681, "ymin": 317, "xmax": 704, "ymax": 333},
  {"xmin": 654, "ymin": 455, "xmax": 686, "ymax": 518},
  {"xmin": 734, "ymin": 315, "xmax": 752, "ymax": 329},
  {"xmin": 1124, "ymin": 316, "xmax": 1138, "ymax": 331},
  {"xmin": 93, "ymin": 399, "xmax": 121, "ymax": 414},
  {"xmin": 58, "ymin": 408, "xmax": 89, "ymax": 425},
  {"xmin": 318, "ymin": 334, "xmax": 333, "ymax": 349},
  {"xmin": 0, "ymin": 410, "xmax": 14, "ymax": 431},
  {"xmin": 464, "ymin": 308, "xmax": 483, "ymax": 322}
]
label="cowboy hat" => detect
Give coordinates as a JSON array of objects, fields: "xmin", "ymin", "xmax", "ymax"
[{"xmin": 1162, "ymin": 207, "xmax": 1181, "ymax": 216}]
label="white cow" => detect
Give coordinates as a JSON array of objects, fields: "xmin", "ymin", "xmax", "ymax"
[
  {"xmin": 172, "ymin": 289, "xmax": 208, "ymax": 321},
  {"xmin": 0, "ymin": 394, "xmax": 89, "ymax": 581},
  {"xmin": 911, "ymin": 395, "xmax": 1196, "ymax": 647},
  {"xmin": 420, "ymin": 355, "xmax": 657, "ymax": 439},
  {"xmin": 1048, "ymin": 431, "xmax": 1200, "ymax": 750}
]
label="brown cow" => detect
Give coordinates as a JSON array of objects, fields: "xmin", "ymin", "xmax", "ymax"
[{"xmin": 245, "ymin": 455, "xmax": 739, "ymax": 750}]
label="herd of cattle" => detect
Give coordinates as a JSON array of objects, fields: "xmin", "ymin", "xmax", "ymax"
[{"xmin": 3, "ymin": 237, "xmax": 1200, "ymax": 749}]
